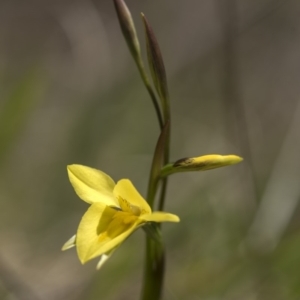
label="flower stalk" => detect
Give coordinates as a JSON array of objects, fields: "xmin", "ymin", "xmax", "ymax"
[
  {"xmin": 141, "ymin": 13, "xmax": 171, "ymax": 222},
  {"xmin": 62, "ymin": 2, "xmax": 244, "ymax": 300},
  {"xmin": 141, "ymin": 122, "xmax": 169, "ymax": 300}
]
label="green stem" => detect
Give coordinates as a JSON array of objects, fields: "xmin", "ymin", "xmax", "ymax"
[
  {"xmin": 141, "ymin": 130, "xmax": 170, "ymax": 300},
  {"xmin": 141, "ymin": 122, "xmax": 170, "ymax": 300},
  {"xmin": 142, "ymin": 237, "xmax": 165, "ymax": 300},
  {"xmin": 159, "ymin": 163, "xmax": 174, "ymax": 177},
  {"xmin": 141, "ymin": 172, "xmax": 164, "ymax": 300},
  {"xmin": 158, "ymin": 122, "xmax": 170, "ymax": 212},
  {"xmin": 136, "ymin": 57, "xmax": 164, "ymax": 130},
  {"xmin": 140, "ymin": 17, "xmax": 171, "ymax": 296},
  {"xmin": 158, "ymin": 178, "xmax": 168, "ymax": 211}
]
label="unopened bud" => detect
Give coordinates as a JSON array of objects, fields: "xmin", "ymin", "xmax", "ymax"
[
  {"xmin": 141, "ymin": 13, "xmax": 169, "ymax": 120},
  {"xmin": 114, "ymin": 0, "xmax": 141, "ymax": 59},
  {"xmin": 160, "ymin": 154, "xmax": 243, "ymax": 177}
]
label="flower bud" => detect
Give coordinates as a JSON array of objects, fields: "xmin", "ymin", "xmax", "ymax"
[
  {"xmin": 114, "ymin": 0, "xmax": 141, "ymax": 60},
  {"xmin": 160, "ymin": 154, "xmax": 243, "ymax": 177},
  {"xmin": 141, "ymin": 13, "xmax": 169, "ymax": 120}
]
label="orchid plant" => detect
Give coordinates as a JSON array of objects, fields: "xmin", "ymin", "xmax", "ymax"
[{"xmin": 62, "ymin": 1, "xmax": 242, "ymax": 299}]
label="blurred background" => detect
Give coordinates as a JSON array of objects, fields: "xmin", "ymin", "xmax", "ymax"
[{"xmin": 1, "ymin": 0, "xmax": 300, "ymax": 299}]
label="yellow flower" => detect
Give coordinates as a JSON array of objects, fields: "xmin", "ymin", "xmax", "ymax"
[{"xmin": 62, "ymin": 164, "xmax": 179, "ymax": 269}]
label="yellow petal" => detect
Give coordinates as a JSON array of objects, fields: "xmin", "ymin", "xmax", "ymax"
[
  {"xmin": 67, "ymin": 164, "xmax": 118, "ymax": 206},
  {"xmin": 114, "ymin": 179, "xmax": 151, "ymax": 214},
  {"xmin": 139, "ymin": 212, "xmax": 180, "ymax": 223},
  {"xmin": 61, "ymin": 234, "xmax": 76, "ymax": 251},
  {"xmin": 76, "ymin": 203, "xmax": 140, "ymax": 263},
  {"xmin": 76, "ymin": 202, "xmax": 113, "ymax": 263},
  {"xmin": 88, "ymin": 222, "xmax": 138, "ymax": 262}
]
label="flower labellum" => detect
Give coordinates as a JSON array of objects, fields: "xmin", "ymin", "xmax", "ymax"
[{"xmin": 62, "ymin": 164, "xmax": 179, "ymax": 269}]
